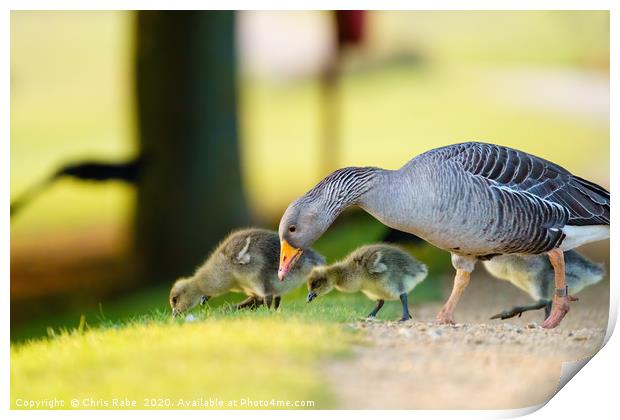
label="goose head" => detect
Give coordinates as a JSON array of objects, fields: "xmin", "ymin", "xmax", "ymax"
[
  {"xmin": 278, "ymin": 198, "xmax": 332, "ymax": 280},
  {"xmin": 277, "ymin": 166, "xmax": 382, "ymax": 280}
]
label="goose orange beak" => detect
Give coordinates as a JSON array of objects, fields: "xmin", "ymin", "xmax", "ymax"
[{"xmin": 278, "ymin": 240, "xmax": 303, "ymax": 281}]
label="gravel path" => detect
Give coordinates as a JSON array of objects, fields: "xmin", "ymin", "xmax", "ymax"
[{"xmin": 325, "ymin": 262, "xmax": 609, "ymax": 409}]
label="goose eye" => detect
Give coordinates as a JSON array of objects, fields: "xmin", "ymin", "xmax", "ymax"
[{"xmin": 288, "ymin": 225, "xmax": 296, "ymax": 233}]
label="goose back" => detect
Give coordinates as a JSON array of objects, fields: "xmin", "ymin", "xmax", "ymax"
[
  {"xmin": 437, "ymin": 143, "xmax": 609, "ymax": 226},
  {"xmin": 359, "ymin": 142, "xmax": 609, "ymax": 257}
]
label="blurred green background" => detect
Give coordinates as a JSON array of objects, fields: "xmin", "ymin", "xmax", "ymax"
[{"xmin": 10, "ymin": 10, "xmax": 609, "ymax": 408}]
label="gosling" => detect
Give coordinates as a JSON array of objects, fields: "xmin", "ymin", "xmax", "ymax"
[
  {"xmin": 306, "ymin": 244, "xmax": 428, "ymax": 321},
  {"xmin": 169, "ymin": 228, "xmax": 325, "ymax": 316},
  {"xmin": 484, "ymin": 250, "xmax": 604, "ymax": 320}
]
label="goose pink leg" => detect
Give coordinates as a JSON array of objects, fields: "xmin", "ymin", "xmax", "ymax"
[
  {"xmin": 542, "ymin": 248, "xmax": 570, "ymax": 329},
  {"xmin": 436, "ymin": 269, "xmax": 471, "ymax": 325}
]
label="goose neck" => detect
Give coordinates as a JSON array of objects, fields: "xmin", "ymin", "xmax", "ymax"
[{"xmin": 308, "ymin": 166, "xmax": 388, "ymax": 219}]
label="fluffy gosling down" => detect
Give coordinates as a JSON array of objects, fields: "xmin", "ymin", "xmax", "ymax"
[
  {"xmin": 169, "ymin": 228, "xmax": 325, "ymax": 317},
  {"xmin": 306, "ymin": 244, "xmax": 428, "ymax": 321},
  {"xmin": 484, "ymin": 250, "xmax": 604, "ymax": 321}
]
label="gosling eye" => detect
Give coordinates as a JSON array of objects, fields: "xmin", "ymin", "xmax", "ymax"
[
  {"xmin": 288, "ymin": 225, "xmax": 296, "ymax": 233},
  {"xmin": 171, "ymin": 296, "xmax": 179, "ymax": 306}
]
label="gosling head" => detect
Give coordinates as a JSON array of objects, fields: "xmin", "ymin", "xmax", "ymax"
[
  {"xmin": 306, "ymin": 267, "xmax": 335, "ymax": 303},
  {"xmin": 169, "ymin": 277, "xmax": 209, "ymax": 317},
  {"xmin": 278, "ymin": 198, "xmax": 331, "ymax": 281}
]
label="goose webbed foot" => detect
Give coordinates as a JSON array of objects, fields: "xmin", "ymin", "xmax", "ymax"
[
  {"xmin": 545, "ymin": 295, "xmax": 576, "ymax": 320},
  {"xmin": 435, "ymin": 310, "xmax": 455, "ymax": 325},
  {"xmin": 490, "ymin": 300, "xmax": 550, "ymax": 320},
  {"xmin": 542, "ymin": 294, "xmax": 570, "ymax": 329}
]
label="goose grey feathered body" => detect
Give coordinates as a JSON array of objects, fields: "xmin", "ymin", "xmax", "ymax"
[
  {"xmin": 278, "ymin": 142, "xmax": 609, "ymax": 328},
  {"xmin": 358, "ymin": 143, "xmax": 609, "ymax": 258}
]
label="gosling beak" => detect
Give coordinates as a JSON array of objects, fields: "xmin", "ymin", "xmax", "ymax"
[
  {"xmin": 307, "ymin": 291, "xmax": 317, "ymax": 303},
  {"xmin": 200, "ymin": 296, "xmax": 210, "ymax": 305},
  {"xmin": 278, "ymin": 240, "xmax": 303, "ymax": 281}
]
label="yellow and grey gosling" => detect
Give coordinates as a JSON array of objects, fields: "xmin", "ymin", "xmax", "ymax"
[
  {"xmin": 484, "ymin": 250, "xmax": 604, "ymax": 321},
  {"xmin": 169, "ymin": 228, "xmax": 324, "ymax": 316},
  {"xmin": 306, "ymin": 244, "xmax": 428, "ymax": 321}
]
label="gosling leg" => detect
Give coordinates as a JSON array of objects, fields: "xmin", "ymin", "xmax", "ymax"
[
  {"xmin": 236, "ymin": 296, "xmax": 260, "ymax": 310},
  {"xmin": 542, "ymin": 248, "xmax": 570, "ymax": 329},
  {"xmin": 367, "ymin": 300, "xmax": 385, "ymax": 318},
  {"xmin": 274, "ymin": 296, "xmax": 281, "ymax": 310},
  {"xmin": 490, "ymin": 300, "xmax": 550, "ymax": 320},
  {"xmin": 264, "ymin": 295, "xmax": 273, "ymax": 309},
  {"xmin": 436, "ymin": 269, "xmax": 471, "ymax": 325},
  {"xmin": 399, "ymin": 293, "xmax": 412, "ymax": 322}
]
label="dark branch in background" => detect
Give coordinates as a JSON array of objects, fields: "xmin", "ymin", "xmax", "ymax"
[
  {"xmin": 53, "ymin": 158, "xmax": 142, "ymax": 182},
  {"xmin": 10, "ymin": 156, "xmax": 143, "ymax": 217}
]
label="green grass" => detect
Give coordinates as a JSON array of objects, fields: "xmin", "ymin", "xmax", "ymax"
[
  {"xmin": 11, "ymin": 316, "xmax": 353, "ymax": 409},
  {"xmin": 10, "ymin": 224, "xmax": 443, "ymax": 410},
  {"xmin": 10, "ymin": 211, "xmax": 444, "ymax": 409},
  {"xmin": 10, "ymin": 269, "xmax": 441, "ymax": 410},
  {"xmin": 10, "ymin": 255, "xmax": 443, "ymax": 343}
]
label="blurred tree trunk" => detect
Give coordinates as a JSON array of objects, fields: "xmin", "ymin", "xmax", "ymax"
[{"xmin": 134, "ymin": 11, "xmax": 249, "ymax": 283}]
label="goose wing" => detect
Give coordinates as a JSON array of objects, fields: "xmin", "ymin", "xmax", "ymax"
[{"xmin": 444, "ymin": 142, "xmax": 609, "ymax": 227}]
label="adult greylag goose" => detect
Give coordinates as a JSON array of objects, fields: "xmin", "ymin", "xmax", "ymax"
[{"xmin": 277, "ymin": 142, "xmax": 610, "ymax": 328}]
